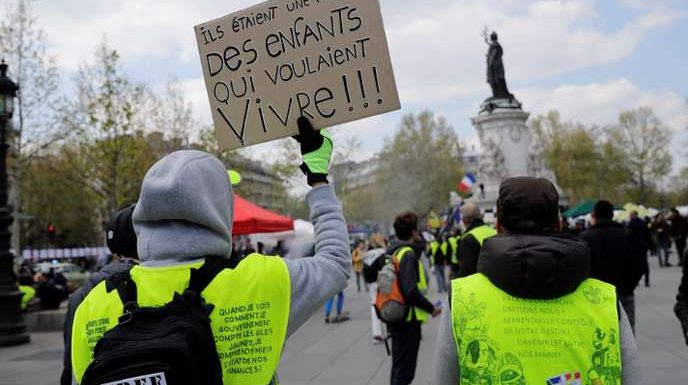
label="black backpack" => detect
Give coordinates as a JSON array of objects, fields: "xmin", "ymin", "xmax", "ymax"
[{"xmin": 81, "ymin": 259, "xmax": 234, "ymax": 385}]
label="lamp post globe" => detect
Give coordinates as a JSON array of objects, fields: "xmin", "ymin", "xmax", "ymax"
[{"xmin": 0, "ymin": 59, "xmax": 30, "ymax": 346}]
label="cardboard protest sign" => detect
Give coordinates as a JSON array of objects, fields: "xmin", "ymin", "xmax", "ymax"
[{"xmin": 195, "ymin": 0, "xmax": 400, "ymax": 150}]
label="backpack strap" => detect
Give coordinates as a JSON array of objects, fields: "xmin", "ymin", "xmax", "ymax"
[
  {"xmin": 188, "ymin": 257, "xmax": 239, "ymax": 295},
  {"xmin": 105, "ymin": 270, "xmax": 138, "ymax": 314},
  {"xmin": 392, "ymin": 246, "xmax": 413, "ymax": 270}
]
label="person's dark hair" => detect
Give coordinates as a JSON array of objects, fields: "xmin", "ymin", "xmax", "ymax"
[
  {"xmin": 593, "ymin": 200, "xmax": 614, "ymax": 220},
  {"xmin": 393, "ymin": 211, "xmax": 418, "ymax": 241}
]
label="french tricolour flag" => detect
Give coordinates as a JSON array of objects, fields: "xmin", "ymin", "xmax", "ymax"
[{"xmin": 458, "ymin": 173, "xmax": 476, "ymax": 192}]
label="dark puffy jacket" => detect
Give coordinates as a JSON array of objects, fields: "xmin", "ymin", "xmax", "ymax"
[
  {"xmin": 671, "ymin": 214, "xmax": 688, "ymax": 238},
  {"xmin": 457, "ymin": 219, "xmax": 487, "ymax": 278},
  {"xmin": 581, "ymin": 220, "xmax": 640, "ymax": 296},
  {"xmin": 478, "ymin": 233, "xmax": 590, "ymax": 299}
]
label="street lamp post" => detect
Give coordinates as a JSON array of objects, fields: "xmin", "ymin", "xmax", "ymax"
[{"xmin": 0, "ymin": 60, "xmax": 30, "ymax": 346}]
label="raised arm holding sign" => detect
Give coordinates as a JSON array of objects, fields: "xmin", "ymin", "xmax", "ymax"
[{"xmin": 195, "ymin": 0, "xmax": 400, "ymax": 150}]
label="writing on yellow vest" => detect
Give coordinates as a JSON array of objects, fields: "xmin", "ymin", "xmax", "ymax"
[
  {"xmin": 71, "ymin": 254, "xmax": 290, "ymax": 385},
  {"xmin": 394, "ymin": 246, "xmax": 429, "ymax": 323},
  {"xmin": 451, "ymin": 274, "xmax": 621, "ymax": 385}
]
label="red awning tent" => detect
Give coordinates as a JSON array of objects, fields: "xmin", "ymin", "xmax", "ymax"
[{"xmin": 232, "ymin": 193, "xmax": 294, "ymax": 235}]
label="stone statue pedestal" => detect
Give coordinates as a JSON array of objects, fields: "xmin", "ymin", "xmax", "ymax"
[
  {"xmin": 471, "ymin": 98, "xmax": 531, "ymax": 213},
  {"xmin": 471, "ymin": 97, "xmax": 567, "ymax": 215}
]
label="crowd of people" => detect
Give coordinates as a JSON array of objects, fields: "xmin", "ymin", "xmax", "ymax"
[
  {"xmin": 344, "ymin": 195, "xmax": 688, "ymax": 385},
  {"xmin": 39, "ymin": 117, "xmax": 686, "ymax": 385}
]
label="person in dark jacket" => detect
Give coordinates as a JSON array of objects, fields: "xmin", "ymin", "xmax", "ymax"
[
  {"xmin": 674, "ymin": 248, "xmax": 688, "ymax": 344},
  {"xmin": 457, "ymin": 202, "xmax": 496, "ymax": 278},
  {"xmin": 627, "ymin": 210, "xmax": 651, "ymax": 287},
  {"xmin": 388, "ymin": 211, "xmax": 441, "ymax": 385},
  {"xmin": 36, "ymin": 268, "xmax": 68, "ymax": 310},
  {"xmin": 670, "ymin": 208, "xmax": 688, "ymax": 265},
  {"xmin": 430, "ymin": 234, "xmax": 448, "ymax": 293},
  {"xmin": 652, "ymin": 213, "xmax": 672, "ymax": 266},
  {"xmin": 432, "ymin": 177, "xmax": 641, "ymax": 385},
  {"xmin": 581, "ymin": 200, "xmax": 641, "ymax": 332},
  {"xmin": 61, "ymin": 204, "xmax": 139, "ymax": 385}
]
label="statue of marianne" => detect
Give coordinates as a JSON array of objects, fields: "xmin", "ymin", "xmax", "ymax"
[{"xmin": 484, "ymin": 30, "xmax": 513, "ymax": 100}]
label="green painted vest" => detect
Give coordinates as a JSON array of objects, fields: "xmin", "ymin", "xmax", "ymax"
[
  {"xmin": 395, "ymin": 246, "xmax": 429, "ymax": 323},
  {"xmin": 465, "ymin": 224, "xmax": 497, "ymax": 246},
  {"xmin": 451, "ymin": 274, "xmax": 621, "ymax": 385},
  {"xmin": 71, "ymin": 254, "xmax": 290, "ymax": 385},
  {"xmin": 448, "ymin": 236, "xmax": 459, "ymax": 265}
]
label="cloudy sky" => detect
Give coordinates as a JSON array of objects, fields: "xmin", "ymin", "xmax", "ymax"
[{"xmin": 18, "ymin": 0, "xmax": 688, "ymax": 170}]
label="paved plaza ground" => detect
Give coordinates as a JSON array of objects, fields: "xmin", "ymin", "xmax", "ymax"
[{"xmin": 1, "ymin": 260, "xmax": 687, "ymax": 385}]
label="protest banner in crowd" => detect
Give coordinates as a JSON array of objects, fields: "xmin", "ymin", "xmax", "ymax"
[{"xmin": 195, "ymin": 0, "xmax": 400, "ymax": 149}]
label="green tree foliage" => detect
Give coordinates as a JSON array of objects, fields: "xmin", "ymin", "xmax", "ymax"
[
  {"xmin": 59, "ymin": 41, "xmax": 153, "ymax": 217},
  {"xmin": 608, "ymin": 107, "xmax": 672, "ymax": 204},
  {"xmin": 19, "ymin": 42, "xmax": 200, "ymax": 247},
  {"xmin": 0, "ymin": 0, "xmax": 61, "ymax": 251},
  {"xmin": 531, "ymin": 111, "xmax": 630, "ymax": 204},
  {"xmin": 375, "ymin": 111, "xmax": 463, "ymax": 219},
  {"xmin": 21, "ymin": 149, "xmax": 100, "ymax": 246},
  {"xmin": 0, "ymin": 0, "xmax": 60, "ymax": 150}
]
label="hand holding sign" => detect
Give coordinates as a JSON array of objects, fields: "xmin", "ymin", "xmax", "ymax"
[
  {"xmin": 293, "ymin": 117, "xmax": 332, "ymax": 186},
  {"xmin": 195, "ymin": 0, "xmax": 400, "ymax": 150}
]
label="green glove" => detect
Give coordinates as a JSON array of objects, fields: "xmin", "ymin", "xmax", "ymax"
[{"xmin": 293, "ymin": 117, "xmax": 333, "ymax": 186}]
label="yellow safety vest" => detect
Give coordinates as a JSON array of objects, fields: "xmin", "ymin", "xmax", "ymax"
[
  {"xmin": 19, "ymin": 285, "xmax": 35, "ymax": 310},
  {"xmin": 465, "ymin": 224, "xmax": 497, "ymax": 246},
  {"xmin": 451, "ymin": 274, "xmax": 621, "ymax": 385},
  {"xmin": 448, "ymin": 236, "xmax": 459, "ymax": 265},
  {"xmin": 71, "ymin": 254, "xmax": 290, "ymax": 385},
  {"xmin": 395, "ymin": 246, "xmax": 429, "ymax": 323},
  {"xmin": 429, "ymin": 241, "xmax": 440, "ymax": 266}
]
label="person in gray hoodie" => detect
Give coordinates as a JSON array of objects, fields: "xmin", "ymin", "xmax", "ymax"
[
  {"xmin": 62, "ymin": 118, "xmax": 351, "ymax": 384},
  {"xmin": 431, "ymin": 177, "xmax": 641, "ymax": 385}
]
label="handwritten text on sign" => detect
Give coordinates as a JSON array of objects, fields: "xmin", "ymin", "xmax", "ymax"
[{"xmin": 195, "ymin": 0, "xmax": 400, "ymax": 150}]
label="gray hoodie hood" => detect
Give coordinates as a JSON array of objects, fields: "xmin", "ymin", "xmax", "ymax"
[{"xmin": 133, "ymin": 150, "xmax": 233, "ymax": 264}]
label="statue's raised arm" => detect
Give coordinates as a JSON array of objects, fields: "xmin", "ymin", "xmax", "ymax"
[{"xmin": 481, "ymin": 27, "xmax": 491, "ymax": 46}]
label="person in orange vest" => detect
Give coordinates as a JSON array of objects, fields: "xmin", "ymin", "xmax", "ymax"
[{"xmin": 387, "ymin": 211, "xmax": 442, "ymax": 385}]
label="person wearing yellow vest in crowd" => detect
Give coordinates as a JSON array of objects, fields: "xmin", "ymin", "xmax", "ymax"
[
  {"xmin": 19, "ymin": 283, "xmax": 36, "ymax": 310},
  {"xmin": 62, "ymin": 117, "xmax": 351, "ymax": 385},
  {"xmin": 431, "ymin": 177, "xmax": 641, "ymax": 385},
  {"xmin": 61, "ymin": 203, "xmax": 140, "ymax": 385},
  {"xmin": 447, "ymin": 230, "xmax": 460, "ymax": 278},
  {"xmin": 457, "ymin": 201, "xmax": 497, "ymax": 278},
  {"xmin": 429, "ymin": 235, "xmax": 447, "ymax": 293},
  {"xmin": 389, "ymin": 211, "xmax": 442, "ymax": 385}
]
